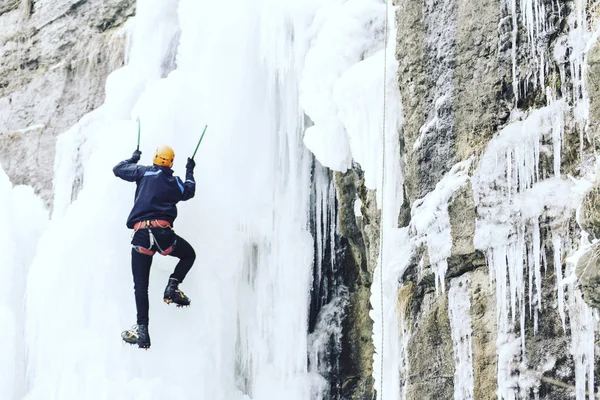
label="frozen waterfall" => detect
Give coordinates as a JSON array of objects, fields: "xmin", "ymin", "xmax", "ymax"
[{"xmin": 16, "ymin": 0, "xmax": 379, "ymax": 399}]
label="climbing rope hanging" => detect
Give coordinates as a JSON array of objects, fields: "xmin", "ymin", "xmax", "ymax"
[{"xmin": 378, "ymin": 0, "xmax": 389, "ymax": 399}]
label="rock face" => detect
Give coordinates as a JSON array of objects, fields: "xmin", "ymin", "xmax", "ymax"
[
  {"xmin": 0, "ymin": 0, "xmax": 134, "ymax": 205},
  {"xmin": 579, "ymin": 22, "xmax": 600, "ymax": 313},
  {"xmin": 404, "ymin": 286, "xmax": 455, "ymax": 400},
  {"xmin": 333, "ymin": 167, "xmax": 378, "ymax": 399},
  {"xmin": 589, "ymin": 37, "xmax": 600, "ymax": 150},
  {"xmin": 395, "ymin": 0, "xmax": 458, "ymax": 203},
  {"xmin": 332, "ymin": 0, "xmax": 600, "ymax": 398}
]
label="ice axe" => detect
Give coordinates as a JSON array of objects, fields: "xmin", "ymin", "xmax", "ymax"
[
  {"xmin": 191, "ymin": 125, "xmax": 208, "ymax": 159},
  {"xmin": 136, "ymin": 117, "xmax": 141, "ymax": 151}
]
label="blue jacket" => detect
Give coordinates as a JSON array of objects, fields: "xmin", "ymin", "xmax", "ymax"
[{"xmin": 113, "ymin": 159, "xmax": 195, "ymax": 228}]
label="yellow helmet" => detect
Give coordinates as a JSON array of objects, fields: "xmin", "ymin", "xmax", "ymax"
[{"xmin": 153, "ymin": 145, "xmax": 175, "ymax": 167}]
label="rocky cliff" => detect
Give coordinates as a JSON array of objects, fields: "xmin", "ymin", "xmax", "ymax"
[
  {"xmin": 0, "ymin": 0, "xmax": 134, "ymax": 205},
  {"xmin": 331, "ymin": 0, "xmax": 600, "ymax": 399}
]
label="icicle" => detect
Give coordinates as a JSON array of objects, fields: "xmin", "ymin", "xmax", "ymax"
[
  {"xmin": 540, "ymin": 48, "xmax": 545, "ymax": 90},
  {"xmin": 507, "ymin": 149, "xmax": 513, "ymax": 200},
  {"xmin": 527, "ymin": 240, "xmax": 533, "ymax": 318},
  {"xmin": 449, "ymin": 275, "xmax": 475, "ymax": 400},
  {"xmin": 532, "ymin": 219, "xmax": 542, "ymax": 314},
  {"xmin": 552, "ymin": 233, "xmax": 566, "ymax": 331},
  {"xmin": 472, "ymin": 73, "xmax": 576, "ymax": 398},
  {"xmin": 490, "ymin": 246, "xmax": 521, "ymax": 400},
  {"xmin": 567, "ymin": 291, "xmax": 596, "ymax": 400}
]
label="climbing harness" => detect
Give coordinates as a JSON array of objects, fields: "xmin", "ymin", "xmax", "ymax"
[
  {"xmin": 133, "ymin": 219, "xmax": 172, "ymax": 230},
  {"xmin": 378, "ymin": 1, "xmax": 390, "ymax": 399},
  {"xmin": 132, "ymin": 219, "xmax": 177, "ymax": 256}
]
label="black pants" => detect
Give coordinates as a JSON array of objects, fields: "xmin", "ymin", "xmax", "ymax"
[{"xmin": 131, "ymin": 227, "xmax": 196, "ymax": 325}]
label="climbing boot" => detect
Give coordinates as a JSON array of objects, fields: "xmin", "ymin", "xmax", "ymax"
[
  {"xmin": 163, "ymin": 277, "xmax": 191, "ymax": 307},
  {"xmin": 121, "ymin": 324, "xmax": 151, "ymax": 349}
]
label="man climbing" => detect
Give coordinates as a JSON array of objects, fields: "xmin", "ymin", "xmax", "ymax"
[{"xmin": 113, "ymin": 145, "xmax": 197, "ymax": 349}]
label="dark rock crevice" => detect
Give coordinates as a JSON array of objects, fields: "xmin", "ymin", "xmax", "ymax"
[{"xmin": 308, "ymin": 163, "xmax": 380, "ymax": 400}]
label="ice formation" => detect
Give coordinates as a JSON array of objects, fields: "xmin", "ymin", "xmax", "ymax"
[
  {"xmin": 449, "ymin": 275, "xmax": 475, "ymax": 400},
  {"xmin": 0, "ymin": 170, "xmax": 48, "ymax": 400},
  {"xmin": 21, "ymin": 0, "xmax": 358, "ymax": 399}
]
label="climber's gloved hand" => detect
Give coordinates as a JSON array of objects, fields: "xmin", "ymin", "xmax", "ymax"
[
  {"xmin": 186, "ymin": 157, "xmax": 196, "ymax": 170},
  {"xmin": 129, "ymin": 149, "xmax": 142, "ymax": 163}
]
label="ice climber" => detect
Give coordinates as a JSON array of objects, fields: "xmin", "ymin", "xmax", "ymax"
[{"xmin": 113, "ymin": 145, "xmax": 197, "ymax": 349}]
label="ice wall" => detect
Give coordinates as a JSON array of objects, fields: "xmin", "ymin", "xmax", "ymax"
[
  {"xmin": 23, "ymin": 0, "xmax": 342, "ymax": 399},
  {"xmin": 0, "ymin": 169, "xmax": 48, "ymax": 400},
  {"xmin": 301, "ymin": 0, "xmax": 402, "ymax": 202}
]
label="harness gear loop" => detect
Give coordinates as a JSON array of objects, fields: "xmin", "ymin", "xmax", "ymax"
[
  {"xmin": 149, "ymin": 229, "xmax": 155, "ymax": 248},
  {"xmin": 132, "ymin": 222, "xmax": 177, "ymax": 256},
  {"xmin": 154, "ymin": 220, "xmax": 170, "ymax": 228},
  {"xmin": 132, "ymin": 239, "xmax": 176, "ymax": 256},
  {"xmin": 134, "ymin": 246, "xmax": 156, "ymax": 256},
  {"xmin": 148, "ymin": 227, "xmax": 176, "ymax": 255}
]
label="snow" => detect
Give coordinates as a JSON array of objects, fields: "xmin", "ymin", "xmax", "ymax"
[
  {"xmin": 365, "ymin": 4, "xmax": 407, "ymax": 400},
  {"xmin": 370, "ymin": 228, "xmax": 410, "ymax": 400},
  {"xmin": 354, "ymin": 197, "xmax": 363, "ymax": 217},
  {"xmin": 11, "ymin": 124, "xmax": 45, "ymax": 134},
  {"xmin": 413, "ymin": 95, "xmax": 448, "ymax": 152},
  {"xmin": 568, "ymin": 292, "xmax": 596, "ymax": 400},
  {"xmin": 410, "ymin": 158, "xmax": 472, "ymax": 294},
  {"xmin": 300, "ymin": 0, "xmax": 402, "ymax": 199},
  {"xmin": 303, "ymin": 124, "xmax": 352, "ymax": 172}
]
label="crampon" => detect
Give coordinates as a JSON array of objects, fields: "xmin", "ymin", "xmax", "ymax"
[
  {"xmin": 163, "ymin": 278, "xmax": 191, "ymax": 307},
  {"xmin": 121, "ymin": 324, "xmax": 151, "ymax": 349}
]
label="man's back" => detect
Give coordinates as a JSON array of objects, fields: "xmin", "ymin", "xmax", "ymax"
[{"xmin": 113, "ymin": 160, "xmax": 195, "ymax": 228}]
